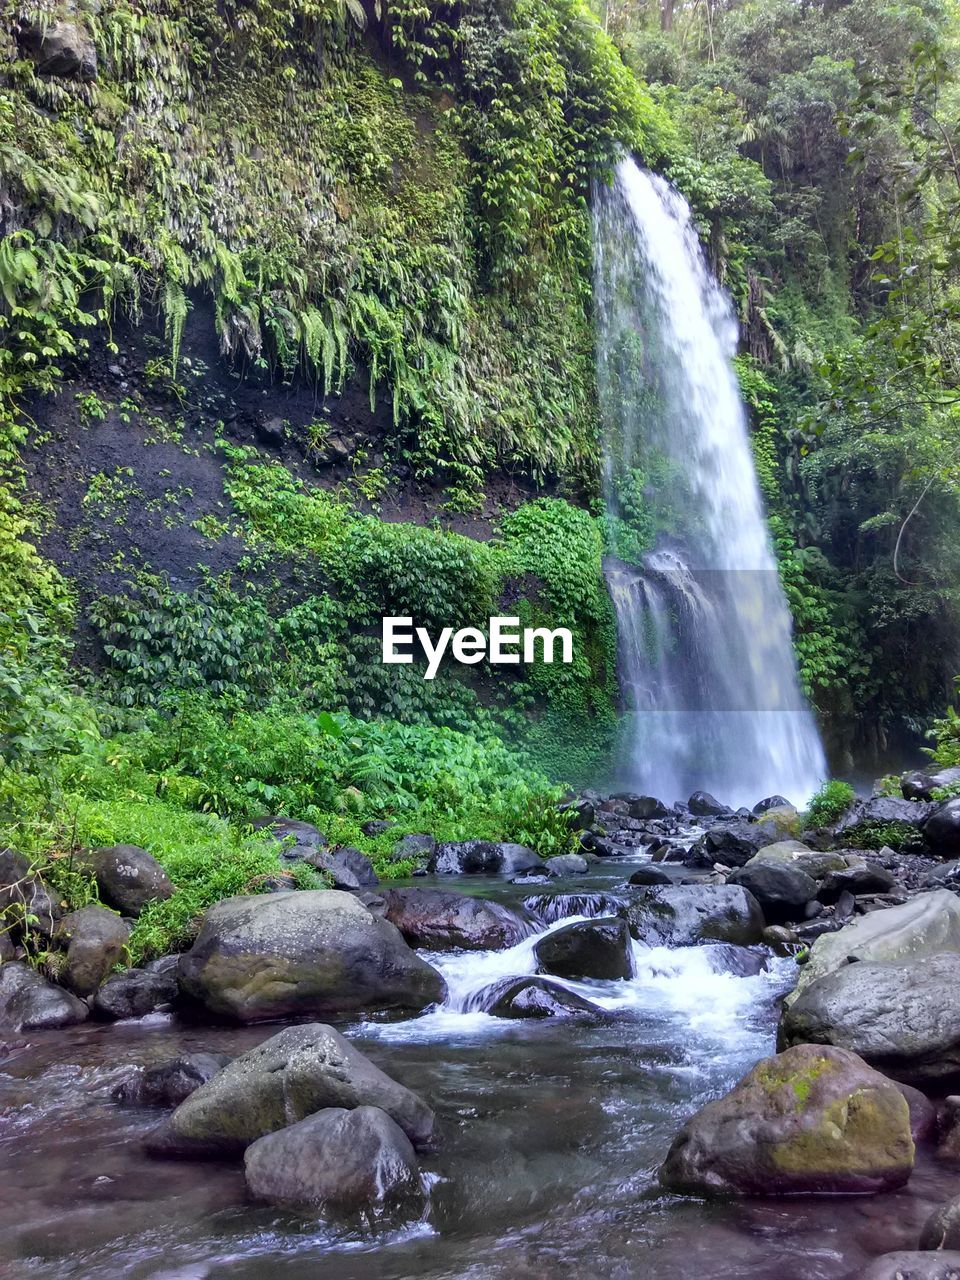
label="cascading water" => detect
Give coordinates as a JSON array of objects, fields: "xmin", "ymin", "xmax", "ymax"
[{"xmin": 593, "ymin": 158, "xmax": 827, "ymax": 807}]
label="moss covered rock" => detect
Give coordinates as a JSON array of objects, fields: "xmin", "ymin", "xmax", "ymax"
[{"xmin": 659, "ymin": 1043, "xmax": 914, "ymax": 1196}]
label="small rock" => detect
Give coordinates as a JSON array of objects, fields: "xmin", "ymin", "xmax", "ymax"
[
  {"xmin": 94, "ymin": 969, "xmax": 178, "ymax": 1020},
  {"xmin": 89, "ymin": 845, "xmax": 174, "ymax": 916},
  {"xmin": 0, "ymin": 962, "xmax": 87, "ymax": 1030},
  {"xmin": 114, "ymin": 1053, "xmax": 232, "ymax": 1107},
  {"xmin": 920, "ymin": 1195, "xmax": 960, "ymax": 1250},
  {"xmin": 361, "ymin": 821, "xmax": 394, "ymax": 838},
  {"xmin": 250, "ymin": 818, "xmax": 327, "ymax": 863},
  {"xmin": 628, "ymin": 865, "xmax": 675, "ymax": 886},
  {"xmin": 56, "ymin": 906, "xmax": 130, "ymax": 997},
  {"xmin": 393, "ymin": 834, "xmax": 436, "ymax": 861},
  {"xmin": 544, "ymin": 854, "xmax": 588, "ymax": 877},
  {"xmin": 484, "ymin": 976, "xmax": 603, "ymax": 1018}
]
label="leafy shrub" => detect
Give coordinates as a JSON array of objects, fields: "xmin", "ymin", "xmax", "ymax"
[{"xmin": 804, "ymin": 779, "xmax": 856, "ymax": 827}]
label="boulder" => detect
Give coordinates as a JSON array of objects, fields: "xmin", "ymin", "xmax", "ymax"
[
  {"xmin": 89, "ymin": 845, "xmax": 174, "ymax": 916},
  {"xmin": 56, "ymin": 906, "xmax": 130, "ymax": 997},
  {"xmin": 114, "ymin": 1052, "xmax": 232, "ymax": 1108},
  {"xmin": 920, "ymin": 1196, "xmax": 960, "ymax": 1250},
  {"xmin": 817, "ymin": 865, "xmax": 899, "ymax": 902},
  {"xmin": 688, "ymin": 791, "xmax": 731, "ymax": 817},
  {"xmin": 484, "ymin": 976, "xmax": 603, "ymax": 1018},
  {"xmin": 748, "ymin": 841, "xmax": 848, "ymax": 880},
  {"xmin": 926, "ymin": 799, "xmax": 960, "ymax": 857},
  {"xmin": 361, "ymin": 820, "xmax": 394, "ymax": 838},
  {"xmin": 379, "ymin": 888, "xmax": 530, "ymax": 951},
  {"xmin": 15, "ymin": 18, "xmax": 97, "ymax": 80},
  {"xmin": 786, "ymin": 890, "xmax": 960, "ymax": 1004},
  {"xmin": 244, "ymin": 1106, "xmax": 423, "ymax": 1216},
  {"xmin": 835, "ymin": 796, "xmax": 933, "ymax": 838},
  {"xmin": 701, "ymin": 944, "xmax": 769, "ymax": 978},
  {"xmin": 148, "ymin": 1023, "xmax": 434, "ymax": 1157},
  {"xmin": 628, "ymin": 865, "xmax": 676, "ymax": 886},
  {"xmin": 899, "ymin": 1082, "xmax": 937, "ymax": 1144},
  {"xmin": 0, "ymin": 849, "xmax": 59, "ymax": 936},
  {"xmin": 621, "ymin": 795, "xmax": 669, "ymax": 819},
  {"xmin": 753, "ymin": 796, "xmax": 792, "ymax": 815},
  {"xmin": 857, "ymin": 1254, "xmax": 960, "ymax": 1280},
  {"xmin": 659, "ymin": 1044, "xmax": 914, "ymax": 1196},
  {"xmin": 312, "ymin": 847, "xmax": 379, "ymax": 891},
  {"xmin": 626, "ymin": 885, "xmax": 765, "ymax": 947},
  {"xmin": 780, "ymin": 953, "xmax": 960, "ymax": 1086},
  {"xmin": 688, "ymin": 821, "xmax": 777, "ymax": 868},
  {"xmin": 534, "ymin": 917, "xmax": 634, "ymax": 980},
  {"xmin": 177, "ymin": 890, "xmax": 445, "ymax": 1022},
  {"xmin": 903, "ymin": 766, "xmax": 960, "ymax": 801},
  {"xmin": 727, "ymin": 861, "xmax": 817, "ymax": 923},
  {"xmin": 250, "ymin": 818, "xmax": 327, "ymax": 864},
  {"xmin": 429, "ymin": 841, "xmax": 541, "ymax": 876},
  {"xmin": 544, "ymin": 854, "xmax": 589, "ymax": 877},
  {"xmin": 93, "ymin": 968, "xmax": 178, "ymax": 1020},
  {"xmin": 0, "ymin": 962, "xmax": 87, "ymax": 1030}
]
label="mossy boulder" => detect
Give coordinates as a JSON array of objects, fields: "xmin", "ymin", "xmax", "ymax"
[
  {"xmin": 379, "ymin": 887, "xmax": 532, "ymax": 951},
  {"xmin": 626, "ymin": 884, "xmax": 765, "ymax": 947},
  {"xmin": 748, "ymin": 841, "xmax": 848, "ymax": 881},
  {"xmin": 659, "ymin": 1044, "xmax": 914, "ymax": 1196},
  {"xmin": 177, "ymin": 890, "xmax": 445, "ymax": 1021},
  {"xmin": 786, "ymin": 890, "xmax": 960, "ymax": 1006}
]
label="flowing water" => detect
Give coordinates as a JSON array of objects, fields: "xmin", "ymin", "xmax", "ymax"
[
  {"xmin": 593, "ymin": 159, "xmax": 827, "ymax": 808},
  {"xmin": 0, "ymin": 860, "xmax": 951, "ymax": 1279}
]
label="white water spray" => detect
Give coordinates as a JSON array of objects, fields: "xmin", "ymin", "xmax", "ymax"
[{"xmin": 593, "ymin": 159, "xmax": 826, "ymax": 807}]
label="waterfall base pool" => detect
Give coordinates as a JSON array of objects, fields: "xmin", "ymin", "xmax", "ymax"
[{"xmin": 0, "ymin": 865, "xmax": 949, "ymax": 1280}]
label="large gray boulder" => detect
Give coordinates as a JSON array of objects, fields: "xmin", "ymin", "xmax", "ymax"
[
  {"xmin": 688, "ymin": 821, "xmax": 776, "ymax": 868},
  {"xmin": 747, "ymin": 841, "xmax": 848, "ymax": 881},
  {"xmin": 429, "ymin": 841, "xmax": 541, "ymax": 876},
  {"xmin": 779, "ymin": 953, "xmax": 960, "ymax": 1086},
  {"xmin": 857, "ymin": 1255, "xmax": 960, "ymax": 1280},
  {"xmin": 0, "ymin": 962, "xmax": 87, "ymax": 1030},
  {"xmin": 379, "ymin": 888, "xmax": 530, "ymax": 951},
  {"xmin": 177, "ymin": 891, "xmax": 445, "ymax": 1021},
  {"xmin": 627, "ymin": 884, "xmax": 765, "ymax": 947},
  {"xmin": 314, "ymin": 847, "xmax": 378, "ymax": 890},
  {"xmin": 726, "ymin": 860, "xmax": 817, "ymax": 923},
  {"xmin": 89, "ymin": 845, "xmax": 174, "ymax": 916},
  {"xmin": 835, "ymin": 796, "xmax": 933, "ymax": 838},
  {"xmin": 926, "ymin": 799, "xmax": 960, "ymax": 856},
  {"xmin": 786, "ymin": 890, "xmax": 960, "ymax": 1005},
  {"xmin": 903, "ymin": 766, "xmax": 960, "ymax": 801},
  {"xmin": 244, "ymin": 1106, "xmax": 423, "ymax": 1216},
  {"xmin": 659, "ymin": 1043, "xmax": 914, "ymax": 1196},
  {"xmin": 147, "ymin": 1023, "xmax": 434, "ymax": 1157},
  {"xmin": 534, "ymin": 917, "xmax": 634, "ymax": 980},
  {"xmin": 56, "ymin": 906, "xmax": 130, "ymax": 997}
]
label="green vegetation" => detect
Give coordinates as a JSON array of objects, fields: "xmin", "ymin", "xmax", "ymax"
[{"xmin": 804, "ymin": 780, "xmax": 856, "ymax": 828}]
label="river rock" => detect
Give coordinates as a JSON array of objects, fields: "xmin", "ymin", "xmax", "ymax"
[
  {"xmin": 379, "ymin": 887, "xmax": 530, "ymax": 951},
  {"xmin": 835, "ymin": 796, "xmax": 933, "ymax": 838},
  {"xmin": 361, "ymin": 820, "xmax": 394, "ymax": 838},
  {"xmin": 244, "ymin": 1106, "xmax": 423, "ymax": 1216},
  {"xmin": 534, "ymin": 917, "xmax": 634, "ymax": 980},
  {"xmin": 429, "ymin": 841, "xmax": 541, "ymax": 876},
  {"xmin": 920, "ymin": 1196, "xmax": 960, "ymax": 1250},
  {"xmin": 857, "ymin": 1254, "xmax": 960, "ymax": 1280},
  {"xmin": 115, "ymin": 1052, "xmax": 232, "ymax": 1107},
  {"xmin": 688, "ymin": 821, "xmax": 778, "ymax": 868},
  {"xmin": 93, "ymin": 968, "xmax": 178, "ymax": 1020},
  {"xmin": 0, "ymin": 962, "xmax": 87, "ymax": 1030},
  {"xmin": 688, "ymin": 791, "xmax": 731, "ymax": 817},
  {"xmin": 701, "ymin": 944, "xmax": 769, "ymax": 978},
  {"xmin": 626, "ymin": 885, "xmax": 765, "ymax": 946},
  {"xmin": 925, "ymin": 799, "xmax": 960, "ymax": 856},
  {"xmin": 817, "ymin": 865, "xmax": 900, "ymax": 902},
  {"xmin": 56, "ymin": 906, "xmax": 131, "ymax": 997},
  {"xmin": 628, "ymin": 795, "xmax": 670, "ymax": 819},
  {"xmin": 484, "ymin": 976, "xmax": 603, "ymax": 1018},
  {"xmin": 753, "ymin": 796, "xmax": 791, "ymax": 815},
  {"xmin": 544, "ymin": 854, "xmax": 589, "ymax": 877},
  {"xmin": 393, "ymin": 834, "xmax": 437, "ymax": 861},
  {"xmin": 177, "ymin": 890, "xmax": 445, "ymax": 1021},
  {"xmin": 903, "ymin": 767, "xmax": 960, "ymax": 801},
  {"xmin": 659, "ymin": 1043, "xmax": 914, "ymax": 1196},
  {"xmin": 748, "ymin": 841, "xmax": 848, "ymax": 880},
  {"xmin": 628, "ymin": 865, "xmax": 676, "ymax": 886},
  {"xmin": 250, "ymin": 817, "xmax": 327, "ymax": 864},
  {"xmin": 148, "ymin": 1024, "xmax": 433, "ymax": 1157},
  {"xmin": 89, "ymin": 845, "xmax": 174, "ymax": 916},
  {"xmin": 900, "ymin": 1082, "xmax": 938, "ymax": 1143},
  {"xmin": 786, "ymin": 890, "xmax": 960, "ymax": 1004},
  {"xmin": 779, "ymin": 953, "xmax": 960, "ymax": 1085},
  {"xmin": 16, "ymin": 18, "xmax": 97, "ymax": 79},
  {"xmin": 319, "ymin": 847, "xmax": 378, "ymax": 889},
  {"xmin": 726, "ymin": 861, "xmax": 817, "ymax": 923}
]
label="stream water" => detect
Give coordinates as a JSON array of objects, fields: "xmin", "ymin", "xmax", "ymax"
[
  {"xmin": 0, "ymin": 857, "xmax": 953, "ymax": 1280},
  {"xmin": 593, "ymin": 159, "xmax": 826, "ymax": 808}
]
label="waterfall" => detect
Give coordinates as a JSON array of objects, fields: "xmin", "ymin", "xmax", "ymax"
[{"xmin": 592, "ymin": 158, "xmax": 826, "ymax": 808}]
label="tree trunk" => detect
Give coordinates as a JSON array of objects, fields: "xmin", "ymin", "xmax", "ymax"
[{"xmin": 660, "ymin": 0, "xmax": 675, "ymax": 31}]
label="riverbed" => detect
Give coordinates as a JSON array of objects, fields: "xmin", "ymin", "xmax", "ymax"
[{"xmin": 0, "ymin": 858, "xmax": 951, "ymax": 1280}]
